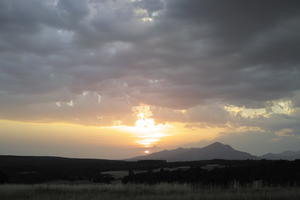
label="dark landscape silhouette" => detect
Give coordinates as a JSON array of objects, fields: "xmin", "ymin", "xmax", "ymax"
[{"xmin": 1, "ymin": 142, "xmax": 300, "ymax": 186}]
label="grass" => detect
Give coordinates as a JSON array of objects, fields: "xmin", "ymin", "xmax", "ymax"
[{"xmin": 0, "ymin": 184, "xmax": 300, "ymax": 200}]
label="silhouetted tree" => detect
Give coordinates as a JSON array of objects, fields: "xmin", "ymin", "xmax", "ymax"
[
  {"xmin": 122, "ymin": 160, "xmax": 300, "ymax": 186},
  {"xmin": 0, "ymin": 170, "xmax": 8, "ymax": 184},
  {"xmin": 128, "ymin": 169, "xmax": 134, "ymax": 177},
  {"xmin": 92, "ymin": 173, "xmax": 114, "ymax": 184}
]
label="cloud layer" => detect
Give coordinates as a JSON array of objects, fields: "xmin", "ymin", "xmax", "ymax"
[{"xmin": 1, "ymin": 0, "xmax": 300, "ymax": 139}]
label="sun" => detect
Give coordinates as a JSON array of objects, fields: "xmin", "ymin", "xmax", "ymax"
[
  {"xmin": 110, "ymin": 104, "xmax": 171, "ymax": 152},
  {"xmin": 144, "ymin": 150, "xmax": 150, "ymax": 154}
]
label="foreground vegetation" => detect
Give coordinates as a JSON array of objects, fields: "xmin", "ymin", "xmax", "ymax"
[
  {"xmin": 1, "ymin": 184, "xmax": 300, "ymax": 200},
  {"xmin": 1, "ymin": 156, "xmax": 300, "ymax": 186}
]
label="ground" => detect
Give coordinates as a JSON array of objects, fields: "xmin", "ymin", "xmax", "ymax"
[{"xmin": 1, "ymin": 184, "xmax": 300, "ymax": 200}]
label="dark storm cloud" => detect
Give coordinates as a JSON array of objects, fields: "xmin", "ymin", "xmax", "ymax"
[
  {"xmin": 0, "ymin": 0, "xmax": 300, "ymax": 129},
  {"xmin": 165, "ymin": 0, "xmax": 300, "ymax": 41},
  {"xmin": 153, "ymin": 0, "xmax": 300, "ymax": 106}
]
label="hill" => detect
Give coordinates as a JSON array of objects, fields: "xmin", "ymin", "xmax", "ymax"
[
  {"xmin": 129, "ymin": 142, "xmax": 257, "ymax": 161},
  {"xmin": 0, "ymin": 155, "xmax": 136, "ymax": 183}
]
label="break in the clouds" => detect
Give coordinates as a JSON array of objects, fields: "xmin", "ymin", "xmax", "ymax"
[{"xmin": 0, "ymin": 0, "xmax": 300, "ymax": 137}]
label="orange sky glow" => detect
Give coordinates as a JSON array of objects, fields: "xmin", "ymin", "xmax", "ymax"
[{"xmin": 0, "ymin": 104, "xmax": 225, "ymax": 159}]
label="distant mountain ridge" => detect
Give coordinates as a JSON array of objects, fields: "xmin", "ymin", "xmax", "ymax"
[
  {"xmin": 1, "ymin": 143, "xmax": 299, "ymax": 163},
  {"xmin": 129, "ymin": 142, "xmax": 258, "ymax": 161},
  {"xmin": 261, "ymin": 150, "xmax": 300, "ymax": 160}
]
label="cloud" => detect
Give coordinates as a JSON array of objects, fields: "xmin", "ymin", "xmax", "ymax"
[
  {"xmin": 0, "ymin": 0, "xmax": 300, "ymax": 137},
  {"xmin": 275, "ymin": 128, "xmax": 294, "ymax": 137}
]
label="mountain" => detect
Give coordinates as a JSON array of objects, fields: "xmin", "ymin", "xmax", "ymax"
[
  {"xmin": 129, "ymin": 142, "xmax": 257, "ymax": 161},
  {"xmin": 261, "ymin": 150, "xmax": 300, "ymax": 160}
]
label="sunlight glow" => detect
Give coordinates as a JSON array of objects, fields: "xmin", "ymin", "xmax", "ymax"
[
  {"xmin": 111, "ymin": 105, "xmax": 171, "ymax": 149},
  {"xmin": 132, "ymin": 105, "xmax": 170, "ymax": 148},
  {"xmin": 144, "ymin": 150, "xmax": 150, "ymax": 154}
]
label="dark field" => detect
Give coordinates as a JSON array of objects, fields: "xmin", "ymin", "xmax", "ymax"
[
  {"xmin": 1, "ymin": 184, "xmax": 300, "ymax": 200},
  {"xmin": 1, "ymin": 156, "xmax": 300, "ymax": 186},
  {"xmin": 1, "ymin": 156, "xmax": 300, "ymax": 200}
]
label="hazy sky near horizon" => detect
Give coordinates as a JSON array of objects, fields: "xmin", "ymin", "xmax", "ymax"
[{"xmin": 0, "ymin": 0, "xmax": 300, "ymax": 159}]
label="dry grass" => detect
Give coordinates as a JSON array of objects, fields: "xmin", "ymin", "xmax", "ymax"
[{"xmin": 0, "ymin": 184, "xmax": 300, "ymax": 200}]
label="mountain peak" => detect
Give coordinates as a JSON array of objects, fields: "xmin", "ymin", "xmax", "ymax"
[
  {"xmin": 208, "ymin": 142, "xmax": 225, "ymax": 147},
  {"xmin": 205, "ymin": 142, "xmax": 233, "ymax": 150}
]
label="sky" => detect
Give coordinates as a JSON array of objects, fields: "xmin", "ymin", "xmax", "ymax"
[{"xmin": 0, "ymin": 0, "xmax": 300, "ymax": 159}]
